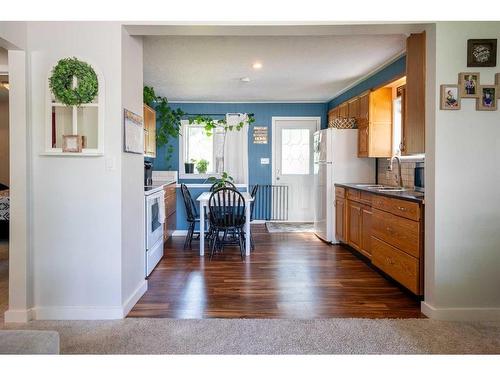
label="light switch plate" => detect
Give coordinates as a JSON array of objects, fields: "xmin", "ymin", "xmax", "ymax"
[
  {"xmin": 105, "ymin": 157, "xmax": 116, "ymax": 171},
  {"xmin": 260, "ymin": 158, "xmax": 270, "ymax": 165}
]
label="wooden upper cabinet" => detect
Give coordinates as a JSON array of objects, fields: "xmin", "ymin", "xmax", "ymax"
[
  {"xmin": 404, "ymin": 31, "xmax": 426, "ymax": 155},
  {"xmin": 328, "ymin": 107, "xmax": 339, "ymax": 127},
  {"xmin": 357, "ymin": 88, "xmax": 392, "ymax": 158},
  {"xmin": 358, "ymin": 91, "xmax": 370, "ymax": 125},
  {"xmin": 348, "ymin": 97, "xmax": 360, "ymax": 119},
  {"xmin": 143, "ymin": 104, "xmax": 156, "ymax": 158},
  {"xmin": 339, "ymin": 103, "xmax": 349, "ymax": 118}
]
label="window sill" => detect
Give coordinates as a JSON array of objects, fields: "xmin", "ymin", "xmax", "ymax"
[{"xmin": 179, "ymin": 173, "xmax": 220, "ymax": 180}]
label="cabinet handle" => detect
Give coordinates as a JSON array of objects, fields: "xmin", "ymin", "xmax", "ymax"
[
  {"xmin": 397, "ymin": 206, "xmax": 407, "ymax": 212},
  {"xmin": 386, "ymin": 227, "xmax": 393, "ymax": 233}
]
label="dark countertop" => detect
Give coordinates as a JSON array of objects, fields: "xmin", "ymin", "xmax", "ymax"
[{"xmin": 335, "ymin": 183, "xmax": 425, "ymax": 204}]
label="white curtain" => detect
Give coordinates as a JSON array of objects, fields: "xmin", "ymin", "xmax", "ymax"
[{"xmin": 223, "ymin": 114, "xmax": 249, "ymax": 185}]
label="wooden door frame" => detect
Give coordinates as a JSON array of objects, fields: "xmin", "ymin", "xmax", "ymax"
[{"xmin": 271, "ymin": 116, "xmax": 321, "ymax": 221}]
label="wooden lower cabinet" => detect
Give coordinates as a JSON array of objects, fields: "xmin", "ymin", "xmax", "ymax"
[
  {"xmin": 335, "ymin": 197, "xmax": 346, "ymax": 242},
  {"xmin": 360, "ymin": 205, "xmax": 372, "ymax": 257},
  {"xmin": 163, "ymin": 183, "xmax": 177, "ymax": 241},
  {"xmin": 347, "ymin": 200, "xmax": 362, "ymax": 250},
  {"xmin": 335, "ymin": 186, "xmax": 424, "ymax": 295},
  {"xmin": 372, "ymin": 237, "xmax": 420, "ymax": 294}
]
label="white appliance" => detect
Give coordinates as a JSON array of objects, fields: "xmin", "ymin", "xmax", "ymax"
[
  {"xmin": 313, "ymin": 128, "xmax": 375, "ymax": 243},
  {"xmin": 145, "ymin": 189, "xmax": 164, "ymax": 277}
]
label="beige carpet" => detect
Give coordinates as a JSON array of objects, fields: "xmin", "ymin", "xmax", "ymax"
[{"xmin": 3, "ymin": 318, "xmax": 500, "ymax": 354}]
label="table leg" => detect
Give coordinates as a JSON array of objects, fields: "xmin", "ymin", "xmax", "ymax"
[
  {"xmin": 245, "ymin": 204, "xmax": 251, "ymax": 256},
  {"xmin": 199, "ymin": 202, "xmax": 205, "ymax": 256}
]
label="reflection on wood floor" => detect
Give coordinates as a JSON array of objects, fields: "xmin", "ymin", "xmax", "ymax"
[{"xmin": 129, "ymin": 225, "xmax": 424, "ymax": 319}]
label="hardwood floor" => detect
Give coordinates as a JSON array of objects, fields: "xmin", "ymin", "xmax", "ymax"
[{"xmin": 129, "ymin": 225, "xmax": 424, "ymax": 319}]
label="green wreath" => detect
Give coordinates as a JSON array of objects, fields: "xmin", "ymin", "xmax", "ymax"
[{"xmin": 49, "ymin": 57, "xmax": 98, "ymax": 106}]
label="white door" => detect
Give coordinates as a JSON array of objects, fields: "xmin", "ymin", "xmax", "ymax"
[{"xmin": 272, "ymin": 117, "xmax": 320, "ymax": 222}]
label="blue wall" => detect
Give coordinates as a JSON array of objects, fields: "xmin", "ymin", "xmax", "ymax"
[
  {"xmin": 327, "ymin": 55, "xmax": 406, "ymax": 110},
  {"xmin": 147, "ymin": 102, "xmax": 327, "ymax": 230},
  {"xmin": 150, "ymin": 102, "xmax": 328, "ymax": 186}
]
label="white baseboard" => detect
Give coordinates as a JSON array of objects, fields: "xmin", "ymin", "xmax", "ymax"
[
  {"xmin": 4, "ymin": 308, "xmax": 35, "ymax": 323},
  {"xmin": 33, "ymin": 305, "xmax": 124, "ymax": 320},
  {"xmin": 122, "ymin": 279, "xmax": 148, "ymax": 317},
  {"xmin": 421, "ymin": 301, "xmax": 500, "ymax": 321}
]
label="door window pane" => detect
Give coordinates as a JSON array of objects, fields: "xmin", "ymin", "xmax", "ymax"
[{"xmin": 281, "ymin": 128, "xmax": 310, "ymax": 175}]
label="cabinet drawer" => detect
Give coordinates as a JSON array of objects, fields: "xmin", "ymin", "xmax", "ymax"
[
  {"xmin": 372, "ymin": 208, "xmax": 420, "ymax": 258},
  {"xmin": 347, "ymin": 188, "xmax": 360, "ymax": 201},
  {"xmin": 360, "ymin": 191, "xmax": 373, "ymax": 205},
  {"xmin": 372, "ymin": 195, "xmax": 420, "ymax": 221},
  {"xmin": 372, "ymin": 236, "xmax": 420, "ymax": 294},
  {"xmin": 335, "ymin": 186, "xmax": 346, "ymax": 199}
]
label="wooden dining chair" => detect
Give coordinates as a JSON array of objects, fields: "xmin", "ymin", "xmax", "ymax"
[{"xmin": 208, "ymin": 187, "xmax": 246, "ymax": 260}]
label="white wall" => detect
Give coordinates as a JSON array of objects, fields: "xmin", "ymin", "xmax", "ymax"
[
  {"xmin": 28, "ymin": 22, "xmax": 125, "ymax": 319},
  {"xmin": 423, "ymin": 22, "xmax": 500, "ymax": 320},
  {"xmin": 120, "ymin": 28, "xmax": 147, "ymax": 314},
  {"xmin": 0, "ymin": 96, "xmax": 8, "ymax": 186}
]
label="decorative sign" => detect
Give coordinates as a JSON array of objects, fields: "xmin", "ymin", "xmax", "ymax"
[
  {"xmin": 253, "ymin": 126, "xmax": 268, "ymax": 144},
  {"xmin": 124, "ymin": 109, "xmax": 144, "ymax": 154}
]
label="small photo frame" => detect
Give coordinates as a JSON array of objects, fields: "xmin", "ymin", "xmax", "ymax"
[
  {"xmin": 62, "ymin": 135, "xmax": 83, "ymax": 152},
  {"xmin": 440, "ymin": 84, "xmax": 461, "ymax": 110},
  {"xmin": 476, "ymin": 85, "xmax": 497, "ymax": 111},
  {"xmin": 458, "ymin": 72, "xmax": 480, "ymax": 98},
  {"xmin": 467, "ymin": 39, "xmax": 497, "ymax": 67}
]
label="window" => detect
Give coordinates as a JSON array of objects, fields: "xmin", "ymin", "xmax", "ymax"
[
  {"xmin": 281, "ymin": 128, "xmax": 310, "ymax": 175},
  {"xmin": 180, "ymin": 120, "xmax": 224, "ymax": 177}
]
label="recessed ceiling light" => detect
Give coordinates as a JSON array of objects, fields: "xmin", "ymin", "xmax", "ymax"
[
  {"xmin": 252, "ymin": 62, "xmax": 263, "ymax": 70},
  {"xmin": 240, "ymin": 77, "xmax": 251, "ymax": 83}
]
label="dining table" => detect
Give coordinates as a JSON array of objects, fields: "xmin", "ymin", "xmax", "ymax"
[{"xmin": 196, "ymin": 191, "xmax": 254, "ymax": 257}]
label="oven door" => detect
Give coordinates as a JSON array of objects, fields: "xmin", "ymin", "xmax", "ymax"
[{"xmin": 145, "ymin": 192, "xmax": 164, "ymax": 250}]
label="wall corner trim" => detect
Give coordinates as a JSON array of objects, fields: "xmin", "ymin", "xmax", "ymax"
[
  {"xmin": 4, "ymin": 308, "xmax": 35, "ymax": 323},
  {"xmin": 421, "ymin": 301, "xmax": 500, "ymax": 321},
  {"xmin": 122, "ymin": 280, "xmax": 148, "ymax": 317}
]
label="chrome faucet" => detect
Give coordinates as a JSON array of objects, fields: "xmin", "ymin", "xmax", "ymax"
[{"xmin": 389, "ymin": 155, "xmax": 403, "ymax": 188}]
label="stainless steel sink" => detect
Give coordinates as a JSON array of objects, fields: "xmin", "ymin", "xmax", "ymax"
[{"xmin": 377, "ymin": 187, "xmax": 407, "ymax": 192}]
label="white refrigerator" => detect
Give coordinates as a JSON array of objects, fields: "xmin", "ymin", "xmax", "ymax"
[{"xmin": 313, "ymin": 128, "xmax": 375, "ymax": 243}]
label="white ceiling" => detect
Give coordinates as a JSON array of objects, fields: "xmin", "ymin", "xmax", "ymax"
[{"xmin": 143, "ymin": 34, "xmax": 406, "ymax": 102}]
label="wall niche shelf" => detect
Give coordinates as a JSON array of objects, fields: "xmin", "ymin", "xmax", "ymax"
[{"xmin": 43, "ymin": 58, "xmax": 105, "ymax": 156}]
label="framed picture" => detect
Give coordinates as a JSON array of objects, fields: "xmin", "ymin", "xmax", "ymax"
[
  {"xmin": 440, "ymin": 84, "xmax": 461, "ymax": 110},
  {"xmin": 123, "ymin": 109, "xmax": 144, "ymax": 154},
  {"xmin": 62, "ymin": 135, "xmax": 83, "ymax": 152},
  {"xmin": 467, "ymin": 39, "xmax": 497, "ymax": 67},
  {"xmin": 458, "ymin": 72, "xmax": 480, "ymax": 98},
  {"xmin": 476, "ymin": 85, "xmax": 497, "ymax": 111}
]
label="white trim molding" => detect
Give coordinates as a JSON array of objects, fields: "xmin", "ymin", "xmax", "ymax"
[
  {"xmin": 4, "ymin": 308, "xmax": 35, "ymax": 323},
  {"xmin": 122, "ymin": 280, "xmax": 148, "ymax": 317},
  {"xmin": 422, "ymin": 301, "xmax": 500, "ymax": 321},
  {"xmin": 33, "ymin": 306, "xmax": 124, "ymax": 320}
]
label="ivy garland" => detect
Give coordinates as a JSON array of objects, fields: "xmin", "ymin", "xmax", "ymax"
[{"xmin": 49, "ymin": 57, "xmax": 98, "ymax": 106}]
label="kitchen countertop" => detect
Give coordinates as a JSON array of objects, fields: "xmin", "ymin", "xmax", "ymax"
[
  {"xmin": 335, "ymin": 183, "xmax": 425, "ymax": 204},
  {"xmin": 144, "ymin": 179, "xmax": 176, "ymax": 196}
]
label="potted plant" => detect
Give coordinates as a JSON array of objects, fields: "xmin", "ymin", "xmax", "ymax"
[
  {"xmin": 207, "ymin": 171, "xmax": 234, "ymax": 189},
  {"xmin": 196, "ymin": 159, "xmax": 209, "ymax": 174},
  {"xmin": 184, "ymin": 158, "xmax": 196, "ymax": 174}
]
